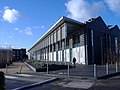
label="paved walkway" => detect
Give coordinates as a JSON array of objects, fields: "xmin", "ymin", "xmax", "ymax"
[
  {"xmin": 2, "ymin": 62, "xmax": 120, "ymax": 89},
  {"xmin": 5, "ymin": 73, "xmax": 58, "ymax": 90},
  {"xmin": 0, "ymin": 62, "xmax": 33, "ymax": 74}
]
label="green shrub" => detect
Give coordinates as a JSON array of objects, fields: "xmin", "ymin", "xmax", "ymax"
[
  {"xmin": 0, "ymin": 72, "xmax": 5, "ymax": 90},
  {"xmin": 25, "ymin": 60, "xmax": 73, "ymax": 72}
]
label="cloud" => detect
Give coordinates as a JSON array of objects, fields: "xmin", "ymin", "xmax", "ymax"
[
  {"xmin": 14, "ymin": 27, "xmax": 22, "ymax": 33},
  {"xmin": 65, "ymin": 0, "xmax": 104, "ymax": 22},
  {"xmin": 9, "ymin": 35, "xmax": 14, "ymax": 38},
  {"xmin": 14, "ymin": 26, "xmax": 33, "ymax": 36},
  {"xmin": 32, "ymin": 26, "xmax": 41, "ymax": 29},
  {"xmin": 24, "ymin": 27, "xmax": 32, "ymax": 36},
  {"xmin": 9, "ymin": 33, "xmax": 14, "ymax": 39},
  {"xmin": 14, "ymin": 27, "xmax": 19, "ymax": 31},
  {"xmin": 3, "ymin": 6, "xmax": 20, "ymax": 23},
  {"xmin": 32, "ymin": 25, "xmax": 45, "ymax": 29},
  {"xmin": 41, "ymin": 25, "xmax": 44, "ymax": 29},
  {"xmin": 104, "ymin": 0, "xmax": 120, "ymax": 15},
  {"xmin": 9, "ymin": 35, "xmax": 13, "ymax": 38}
]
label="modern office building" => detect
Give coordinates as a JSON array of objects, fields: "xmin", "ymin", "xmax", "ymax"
[
  {"xmin": 12, "ymin": 48, "xmax": 26, "ymax": 62},
  {"xmin": 28, "ymin": 16, "xmax": 120, "ymax": 65}
]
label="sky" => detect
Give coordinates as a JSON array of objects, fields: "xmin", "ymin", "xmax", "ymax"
[{"xmin": 0, "ymin": 0, "xmax": 120, "ymax": 51}]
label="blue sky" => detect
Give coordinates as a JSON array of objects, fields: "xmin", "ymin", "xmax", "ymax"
[{"xmin": 0, "ymin": 0, "xmax": 120, "ymax": 51}]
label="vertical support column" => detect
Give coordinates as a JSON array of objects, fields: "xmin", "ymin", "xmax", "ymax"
[
  {"xmin": 60, "ymin": 42, "xmax": 61, "ymax": 62},
  {"xmin": 64, "ymin": 23, "xmax": 67, "ymax": 65},
  {"xmin": 79, "ymin": 34, "xmax": 80, "ymax": 64},
  {"xmin": 43, "ymin": 48, "xmax": 44, "ymax": 60},
  {"xmin": 55, "ymin": 30, "xmax": 57, "ymax": 62},
  {"xmin": 56, "ymin": 43, "xmax": 58, "ymax": 62},
  {"xmin": 69, "ymin": 38, "xmax": 73, "ymax": 63},
  {"xmin": 47, "ymin": 37, "xmax": 49, "ymax": 62},
  {"xmin": 94, "ymin": 64, "xmax": 97, "ymax": 78},
  {"xmin": 91, "ymin": 30, "xmax": 94, "ymax": 64},
  {"xmin": 45, "ymin": 47, "xmax": 46, "ymax": 60},
  {"xmin": 49, "ymin": 46, "xmax": 50, "ymax": 61},
  {"xmin": 43, "ymin": 47, "xmax": 45, "ymax": 60},
  {"xmin": 49, "ymin": 35, "xmax": 50, "ymax": 61},
  {"xmin": 65, "ymin": 38, "xmax": 66, "ymax": 64},
  {"xmin": 41, "ymin": 49, "xmax": 42, "ymax": 60},
  {"xmin": 52, "ymin": 44, "xmax": 54, "ymax": 61},
  {"xmin": 60, "ymin": 27, "xmax": 62, "ymax": 63},
  {"xmin": 116, "ymin": 61, "xmax": 118, "ymax": 72},
  {"xmin": 68, "ymin": 63, "xmax": 70, "ymax": 77},
  {"xmin": 85, "ymin": 32, "xmax": 88, "ymax": 65},
  {"xmin": 106, "ymin": 63, "xmax": 109, "ymax": 74},
  {"xmin": 47, "ymin": 63, "xmax": 49, "ymax": 74},
  {"xmin": 101, "ymin": 37, "xmax": 103, "ymax": 65},
  {"xmin": 46, "ymin": 47, "xmax": 47, "ymax": 60},
  {"xmin": 51, "ymin": 33, "xmax": 54, "ymax": 61}
]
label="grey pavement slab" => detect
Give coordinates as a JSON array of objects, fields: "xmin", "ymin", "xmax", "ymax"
[
  {"xmin": 12, "ymin": 77, "xmax": 59, "ymax": 90},
  {"xmin": 5, "ymin": 73, "xmax": 59, "ymax": 90},
  {"xmin": 5, "ymin": 73, "xmax": 55, "ymax": 82},
  {"xmin": 5, "ymin": 79, "xmax": 33, "ymax": 90}
]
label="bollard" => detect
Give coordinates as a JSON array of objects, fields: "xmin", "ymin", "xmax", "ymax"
[
  {"xmin": 94, "ymin": 64, "xmax": 97, "ymax": 78},
  {"xmin": 47, "ymin": 63, "xmax": 49, "ymax": 74},
  {"xmin": 116, "ymin": 62, "xmax": 118, "ymax": 72},
  {"xmin": 68, "ymin": 63, "xmax": 70, "ymax": 77},
  {"xmin": 106, "ymin": 63, "xmax": 109, "ymax": 74}
]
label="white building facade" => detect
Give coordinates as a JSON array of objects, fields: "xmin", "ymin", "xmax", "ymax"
[{"xmin": 28, "ymin": 16, "xmax": 86, "ymax": 64}]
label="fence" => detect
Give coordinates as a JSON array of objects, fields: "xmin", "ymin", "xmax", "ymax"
[{"xmin": 44, "ymin": 61, "xmax": 120, "ymax": 78}]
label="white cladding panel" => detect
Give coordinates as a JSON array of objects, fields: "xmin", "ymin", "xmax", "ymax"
[
  {"xmin": 49, "ymin": 52, "xmax": 52, "ymax": 61},
  {"xmin": 49, "ymin": 35, "xmax": 50, "ymax": 45},
  {"xmin": 62, "ymin": 26, "xmax": 65, "ymax": 39},
  {"xmin": 54, "ymin": 52, "xmax": 56, "ymax": 61},
  {"xmin": 72, "ymin": 47, "xmax": 85, "ymax": 64},
  {"xmin": 66, "ymin": 49, "xmax": 70, "ymax": 62},
  {"xmin": 57, "ymin": 29, "xmax": 60, "ymax": 41},
  {"xmin": 58, "ymin": 51, "xmax": 60, "ymax": 61},
  {"xmin": 79, "ymin": 46, "xmax": 85, "ymax": 64},
  {"xmin": 72, "ymin": 48, "xmax": 79, "ymax": 63},
  {"xmin": 54, "ymin": 31, "xmax": 56, "ymax": 43},
  {"xmin": 45, "ymin": 38, "xmax": 47, "ymax": 46},
  {"xmin": 37, "ymin": 55, "xmax": 40, "ymax": 60},
  {"xmin": 44, "ymin": 53, "xmax": 45, "ymax": 60},
  {"xmin": 51, "ymin": 33, "xmax": 53, "ymax": 44}
]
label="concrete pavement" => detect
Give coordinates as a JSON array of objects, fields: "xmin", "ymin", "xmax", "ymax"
[
  {"xmin": 2, "ymin": 62, "xmax": 95, "ymax": 89},
  {"xmin": 5, "ymin": 73, "xmax": 95, "ymax": 90}
]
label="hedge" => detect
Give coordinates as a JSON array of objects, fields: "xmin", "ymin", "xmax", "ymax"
[
  {"xmin": 0, "ymin": 72, "xmax": 5, "ymax": 90},
  {"xmin": 26, "ymin": 60, "xmax": 73, "ymax": 72}
]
